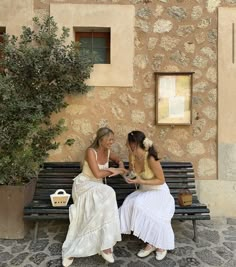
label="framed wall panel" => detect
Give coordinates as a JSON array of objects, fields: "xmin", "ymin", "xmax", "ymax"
[{"xmin": 155, "ymin": 72, "xmax": 193, "ymax": 125}]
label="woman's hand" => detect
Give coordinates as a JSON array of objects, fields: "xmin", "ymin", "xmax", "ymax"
[
  {"xmin": 107, "ymin": 167, "xmax": 128, "ymax": 177},
  {"xmin": 126, "ymin": 175, "xmax": 143, "ymax": 184}
]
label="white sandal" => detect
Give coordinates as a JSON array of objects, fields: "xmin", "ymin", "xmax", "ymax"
[
  {"xmin": 156, "ymin": 249, "xmax": 167, "ymax": 260},
  {"xmin": 100, "ymin": 251, "xmax": 115, "ymax": 263},
  {"xmin": 62, "ymin": 257, "xmax": 74, "ymax": 267},
  {"xmin": 137, "ymin": 245, "xmax": 156, "ymax": 258}
]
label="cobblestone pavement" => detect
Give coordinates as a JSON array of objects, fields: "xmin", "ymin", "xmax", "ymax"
[{"xmin": 0, "ymin": 217, "xmax": 235, "ymax": 267}]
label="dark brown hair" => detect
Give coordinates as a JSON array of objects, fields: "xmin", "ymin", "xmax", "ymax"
[{"xmin": 127, "ymin": 130, "xmax": 159, "ymax": 160}]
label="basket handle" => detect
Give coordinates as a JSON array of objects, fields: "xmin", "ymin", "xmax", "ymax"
[{"xmin": 54, "ymin": 189, "xmax": 67, "ymax": 195}]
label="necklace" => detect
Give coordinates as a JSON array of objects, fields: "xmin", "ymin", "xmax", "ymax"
[{"xmin": 135, "ymin": 154, "xmax": 145, "ymax": 161}]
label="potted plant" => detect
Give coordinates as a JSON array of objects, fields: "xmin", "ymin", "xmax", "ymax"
[{"xmin": 0, "ymin": 16, "xmax": 93, "ymax": 238}]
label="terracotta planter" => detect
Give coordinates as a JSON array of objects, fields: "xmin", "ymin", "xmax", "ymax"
[{"xmin": 0, "ymin": 177, "xmax": 36, "ymax": 239}]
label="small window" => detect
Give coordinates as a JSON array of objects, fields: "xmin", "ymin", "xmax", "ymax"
[{"xmin": 75, "ymin": 28, "xmax": 110, "ymax": 64}]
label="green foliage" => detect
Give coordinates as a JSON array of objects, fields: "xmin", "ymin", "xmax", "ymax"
[
  {"xmin": 0, "ymin": 16, "xmax": 93, "ymax": 185},
  {"xmin": 64, "ymin": 138, "xmax": 76, "ymax": 146}
]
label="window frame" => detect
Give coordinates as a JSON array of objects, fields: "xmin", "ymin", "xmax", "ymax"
[{"xmin": 75, "ymin": 30, "xmax": 110, "ymax": 64}]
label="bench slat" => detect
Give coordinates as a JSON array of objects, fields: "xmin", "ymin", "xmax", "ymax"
[
  {"xmin": 173, "ymin": 214, "xmax": 210, "ymax": 220},
  {"xmin": 43, "ymin": 162, "xmax": 81, "ymax": 167},
  {"xmin": 24, "ymin": 214, "xmax": 211, "ymax": 221},
  {"xmin": 24, "ymin": 215, "xmax": 69, "ymax": 220}
]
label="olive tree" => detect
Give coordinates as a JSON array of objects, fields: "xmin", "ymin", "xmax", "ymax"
[{"xmin": 0, "ymin": 16, "xmax": 93, "ymax": 185}]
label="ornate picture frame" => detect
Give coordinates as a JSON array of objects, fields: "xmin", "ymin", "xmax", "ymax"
[{"xmin": 155, "ymin": 72, "xmax": 193, "ymax": 125}]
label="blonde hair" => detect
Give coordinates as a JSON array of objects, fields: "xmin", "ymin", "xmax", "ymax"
[{"xmin": 89, "ymin": 127, "xmax": 114, "ymax": 149}]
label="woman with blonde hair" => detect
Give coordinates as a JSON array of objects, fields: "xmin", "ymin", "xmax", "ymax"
[
  {"xmin": 62, "ymin": 127, "xmax": 126, "ymax": 267},
  {"xmin": 119, "ymin": 130, "xmax": 175, "ymax": 261}
]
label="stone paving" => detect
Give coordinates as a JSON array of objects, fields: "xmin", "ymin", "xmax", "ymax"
[{"xmin": 0, "ymin": 217, "xmax": 235, "ymax": 267}]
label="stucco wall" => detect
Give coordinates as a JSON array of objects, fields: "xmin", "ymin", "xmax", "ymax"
[
  {"xmin": 218, "ymin": 7, "xmax": 236, "ymax": 182},
  {"xmin": 197, "ymin": 180, "xmax": 236, "ymax": 217},
  {"xmin": 50, "ymin": 4, "xmax": 135, "ymax": 87},
  {"xmin": 0, "ymin": 0, "xmax": 33, "ymax": 35}
]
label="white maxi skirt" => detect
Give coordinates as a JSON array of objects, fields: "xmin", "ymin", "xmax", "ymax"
[
  {"xmin": 119, "ymin": 183, "xmax": 175, "ymax": 250},
  {"xmin": 62, "ymin": 174, "xmax": 121, "ymax": 259}
]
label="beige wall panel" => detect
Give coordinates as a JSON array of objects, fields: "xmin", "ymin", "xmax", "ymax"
[
  {"xmin": 218, "ymin": 8, "xmax": 236, "ymax": 143},
  {"xmin": 218, "ymin": 144, "xmax": 236, "ymax": 181},
  {"xmin": 197, "ymin": 180, "xmax": 236, "ymax": 217},
  {"xmin": 50, "ymin": 4, "xmax": 134, "ymax": 87},
  {"xmin": 0, "ymin": 0, "xmax": 33, "ymax": 35},
  {"xmin": 218, "ymin": 8, "xmax": 236, "ymax": 181}
]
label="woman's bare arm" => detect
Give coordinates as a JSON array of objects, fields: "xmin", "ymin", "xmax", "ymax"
[{"xmin": 109, "ymin": 151, "xmax": 125, "ymax": 168}]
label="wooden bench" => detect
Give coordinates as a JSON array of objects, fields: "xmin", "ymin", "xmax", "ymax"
[
  {"xmin": 24, "ymin": 162, "xmax": 81, "ymax": 241},
  {"xmin": 24, "ymin": 161, "xmax": 210, "ymax": 242}
]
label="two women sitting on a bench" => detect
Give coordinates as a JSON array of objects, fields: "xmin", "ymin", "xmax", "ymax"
[{"xmin": 62, "ymin": 128, "xmax": 175, "ymax": 267}]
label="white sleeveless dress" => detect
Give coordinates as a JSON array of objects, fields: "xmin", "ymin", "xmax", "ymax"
[
  {"xmin": 62, "ymin": 149, "xmax": 121, "ymax": 259},
  {"xmin": 119, "ymin": 154, "xmax": 175, "ymax": 250}
]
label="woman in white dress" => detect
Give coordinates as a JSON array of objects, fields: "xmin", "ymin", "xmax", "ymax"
[
  {"xmin": 62, "ymin": 127, "xmax": 126, "ymax": 267},
  {"xmin": 119, "ymin": 130, "xmax": 175, "ymax": 261}
]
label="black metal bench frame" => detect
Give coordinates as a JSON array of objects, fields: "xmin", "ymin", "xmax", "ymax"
[{"xmin": 24, "ymin": 161, "xmax": 210, "ymax": 242}]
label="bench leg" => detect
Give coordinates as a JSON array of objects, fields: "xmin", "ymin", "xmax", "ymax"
[
  {"xmin": 33, "ymin": 222, "xmax": 39, "ymax": 242},
  {"xmin": 192, "ymin": 220, "xmax": 198, "ymax": 242}
]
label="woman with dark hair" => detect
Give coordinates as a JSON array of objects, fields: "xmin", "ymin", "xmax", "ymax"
[
  {"xmin": 119, "ymin": 130, "xmax": 175, "ymax": 261},
  {"xmin": 62, "ymin": 127, "xmax": 126, "ymax": 267}
]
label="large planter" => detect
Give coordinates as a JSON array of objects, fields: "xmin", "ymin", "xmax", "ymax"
[{"xmin": 0, "ymin": 177, "xmax": 36, "ymax": 239}]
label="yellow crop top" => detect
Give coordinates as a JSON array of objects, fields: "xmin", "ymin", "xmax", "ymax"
[
  {"xmin": 82, "ymin": 148, "xmax": 110, "ymax": 179},
  {"xmin": 131, "ymin": 152, "xmax": 154, "ymax": 180}
]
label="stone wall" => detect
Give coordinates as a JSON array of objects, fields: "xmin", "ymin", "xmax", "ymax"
[
  {"xmin": 2, "ymin": 0, "xmax": 236, "ymax": 182},
  {"xmin": 42, "ymin": 0, "xmax": 222, "ymax": 181},
  {"xmin": 1, "ymin": 0, "xmax": 236, "ymax": 216}
]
